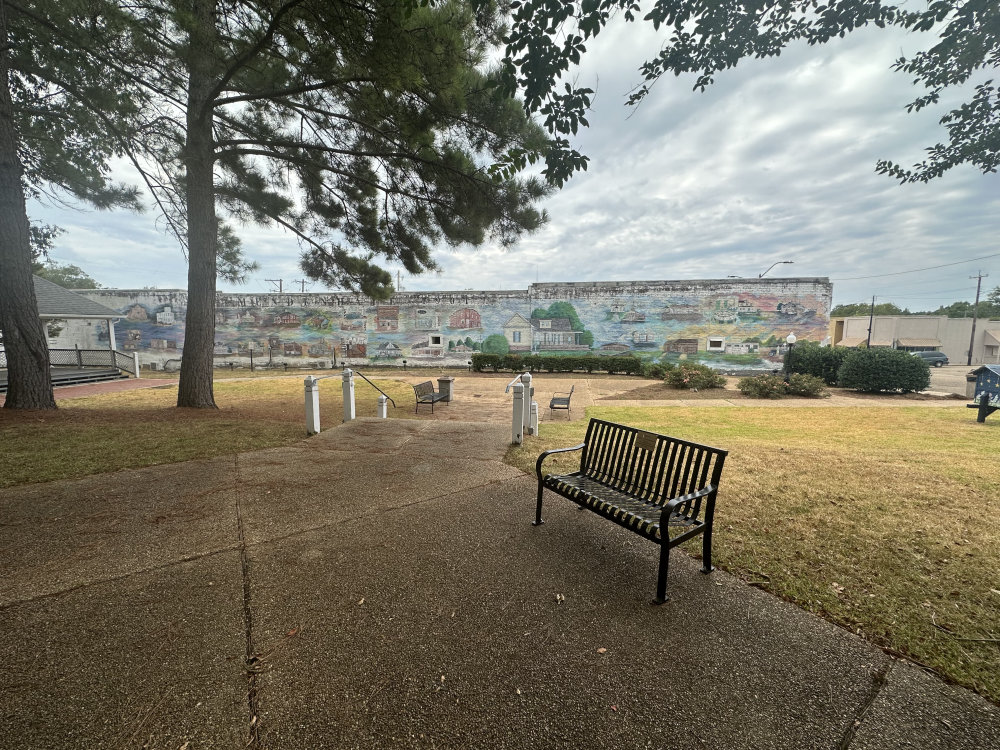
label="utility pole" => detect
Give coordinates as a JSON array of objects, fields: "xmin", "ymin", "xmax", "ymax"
[
  {"xmin": 266, "ymin": 279, "xmax": 283, "ymax": 293},
  {"xmin": 866, "ymin": 296, "xmax": 875, "ymax": 348},
  {"xmin": 968, "ymin": 271, "xmax": 988, "ymax": 366},
  {"xmin": 292, "ymin": 279, "xmax": 310, "ymax": 293}
]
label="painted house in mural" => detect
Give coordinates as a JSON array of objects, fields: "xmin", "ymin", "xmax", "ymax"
[
  {"xmin": 530, "ymin": 318, "xmax": 587, "ymax": 351},
  {"xmin": 449, "ymin": 307, "xmax": 481, "ymax": 329},
  {"xmin": 376, "ymin": 306, "xmax": 399, "ymax": 332},
  {"xmin": 373, "ymin": 341, "xmax": 403, "ymax": 359},
  {"xmin": 503, "ymin": 314, "xmax": 532, "ymax": 352},
  {"xmin": 155, "ymin": 306, "xmax": 176, "ymax": 325},
  {"xmin": 413, "ymin": 309, "xmax": 440, "ymax": 330}
]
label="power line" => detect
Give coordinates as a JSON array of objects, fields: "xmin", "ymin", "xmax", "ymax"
[{"xmin": 831, "ymin": 252, "xmax": 1000, "ymax": 281}]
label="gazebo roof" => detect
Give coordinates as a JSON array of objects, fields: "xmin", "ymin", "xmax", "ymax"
[{"xmin": 33, "ymin": 276, "xmax": 119, "ymax": 319}]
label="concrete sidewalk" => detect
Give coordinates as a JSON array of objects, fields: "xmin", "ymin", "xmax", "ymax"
[{"xmin": 1, "ymin": 419, "xmax": 997, "ymax": 749}]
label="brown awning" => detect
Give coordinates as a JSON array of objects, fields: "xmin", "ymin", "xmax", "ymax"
[
  {"xmin": 984, "ymin": 330, "xmax": 1000, "ymax": 346},
  {"xmin": 836, "ymin": 337, "xmax": 866, "ymax": 347},
  {"xmin": 896, "ymin": 338, "xmax": 942, "ymax": 348}
]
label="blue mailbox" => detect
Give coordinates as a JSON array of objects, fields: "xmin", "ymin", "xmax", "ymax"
[{"xmin": 968, "ymin": 364, "xmax": 1000, "ymax": 422}]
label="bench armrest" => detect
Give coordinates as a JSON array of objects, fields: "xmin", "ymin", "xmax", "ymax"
[
  {"xmin": 536, "ymin": 443, "xmax": 585, "ymax": 479},
  {"xmin": 661, "ymin": 485, "xmax": 717, "ymax": 520}
]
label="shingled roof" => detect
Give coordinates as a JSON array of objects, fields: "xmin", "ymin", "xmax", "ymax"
[{"xmin": 32, "ymin": 276, "xmax": 119, "ymax": 318}]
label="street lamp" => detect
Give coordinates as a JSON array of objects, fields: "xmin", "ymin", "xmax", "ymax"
[
  {"xmin": 759, "ymin": 261, "xmax": 794, "ymax": 278},
  {"xmin": 784, "ymin": 332, "xmax": 797, "ymax": 381}
]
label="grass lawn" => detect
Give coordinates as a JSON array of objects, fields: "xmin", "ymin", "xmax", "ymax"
[
  {"xmin": 2, "ymin": 377, "xmax": 998, "ymax": 704},
  {"xmin": 507, "ymin": 405, "xmax": 1000, "ymax": 704},
  {"xmin": 0, "ymin": 375, "xmax": 415, "ymax": 487}
]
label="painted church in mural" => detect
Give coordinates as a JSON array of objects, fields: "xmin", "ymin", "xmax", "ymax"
[{"xmin": 76, "ymin": 278, "xmax": 832, "ymax": 371}]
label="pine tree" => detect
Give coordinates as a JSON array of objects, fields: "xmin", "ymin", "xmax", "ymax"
[
  {"xmin": 124, "ymin": 0, "xmax": 550, "ymax": 407},
  {"xmin": 0, "ymin": 0, "xmax": 142, "ymax": 409}
]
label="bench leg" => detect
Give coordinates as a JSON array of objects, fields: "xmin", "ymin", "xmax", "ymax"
[
  {"xmin": 653, "ymin": 542, "xmax": 670, "ymax": 605},
  {"xmin": 701, "ymin": 526, "xmax": 715, "ymax": 575},
  {"xmin": 532, "ymin": 482, "xmax": 545, "ymax": 526}
]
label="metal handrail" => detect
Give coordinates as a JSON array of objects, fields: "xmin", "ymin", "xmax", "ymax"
[
  {"xmin": 505, "ymin": 372, "xmax": 530, "ymax": 394},
  {"xmin": 352, "ymin": 370, "xmax": 397, "ymax": 408}
]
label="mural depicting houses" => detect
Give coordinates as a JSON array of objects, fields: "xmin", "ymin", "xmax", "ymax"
[
  {"xmin": 410, "ymin": 333, "xmax": 445, "ymax": 357},
  {"xmin": 665, "ymin": 338, "xmax": 699, "ymax": 354},
  {"xmin": 413, "ymin": 309, "xmax": 441, "ymax": 330},
  {"xmin": 449, "ymin": 307, "xmax": 482, "ymax": 329},
  {"xmin": 530, "ymin": 318, "xmax": 588, "ymax": 351},
  {"xmin": 126, "ymin": 304, "xmax": 149, "ymax": 322},
  {"xmin": 503, "ymin": 314, "xmax": 532, "ymax": 352},
  {"xmin": 660, "ymin": 303, "xmax": 702, "ymax": 321},
  {"xmin": 376, "ymin": 306, "xmax": 399, "ymax": 332},
  {"xmin": 373, "ymin": 341, "xmax": 403, "ymax": 359},
  {"xmin": 73, "ymin": 278, "xmax": 832, "ymax": 370},
  {"xmin": 155, "ymin": 306, "xmax": 176, "ymax": 325}
]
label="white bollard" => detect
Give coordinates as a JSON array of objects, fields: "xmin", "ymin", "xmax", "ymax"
[
  {"xmin": 377, "ymin": 394, "xmax": 388, "ymax": 419},
  {"xmin": 520, "ymin": 373, "xmax": 532, "ymax": 435},
  {"xmin": 133, "ymin": 352, "xmax": 141, "ymax": 379},
  {"xmin": 530, "ymin": 401, "xmax": 539, "ymax": 437},
  {"xmin": 342, "ymin": 368, "xmax": 356, "ymax": 422},
  {"xmin": 511, "ymin": 382, "xmax": 524, "ymax": 444},
  {"xmin": 304, "ymin": 376, "xmax": 321, "ymax": 434}
]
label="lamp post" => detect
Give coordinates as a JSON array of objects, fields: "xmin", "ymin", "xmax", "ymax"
[
  {"xmin": 759, "ymin": 261, "xmax": 794, "ymax": 278},
  {"xmin": 784, "ymin": 332, "xmax": 797, "ymax": 381}
]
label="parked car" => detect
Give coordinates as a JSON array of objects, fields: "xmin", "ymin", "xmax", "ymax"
[{"xmin": 911, "ymin": 350, "xmax": 949, "ymax": 367}]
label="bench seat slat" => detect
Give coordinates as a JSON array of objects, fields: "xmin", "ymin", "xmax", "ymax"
[{"xmin": 544, "ymin": 473, "xmax": 703, "ymax": 541}]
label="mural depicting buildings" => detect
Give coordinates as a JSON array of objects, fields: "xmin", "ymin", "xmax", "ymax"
[{"xmin": 71, "ymin": 278, "xmax": 833, "ymax": 370}]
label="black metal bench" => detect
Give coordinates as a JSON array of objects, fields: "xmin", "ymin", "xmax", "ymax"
[
  {"xmin": 413, "ymin": 380, "xmax": 447, "ymax": 413},
  {"xmin": 534, "ymin": 418, "xmax": 728, "ymax": 604},
  {"xmin": 549, "ymin": 385, "xmax": 575, "ymax": 412}
]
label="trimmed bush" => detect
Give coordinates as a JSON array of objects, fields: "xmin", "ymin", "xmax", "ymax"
[
  {"xmin": 665, "ymin": 363, "xmax": 727, "ymax": 390},
  {"xmin": 642, "ymin": 362, "xmax": 673, "ymax": 379},
  {"xmin": 737, "ymin": 374, "xmax": 788, "ymax": 399},
  {"xmin": 471, "ymin": 353, "xmax": 500, "ymax": 372},
  {"xmin": 837, "ymin": 348, "xmax": 931, "ymax": 393},
  {"xmin": 786, "ymin": 373, "xmax": 829, "ymax": 398},
  {"xmin": 786, "ymin": 341, "xmax": 849, "ymax": 385}
]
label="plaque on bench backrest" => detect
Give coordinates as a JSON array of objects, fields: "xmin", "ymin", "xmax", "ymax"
[{"xmin": 634, "ymin": 430, "xmax": 658, "ymax": 452}]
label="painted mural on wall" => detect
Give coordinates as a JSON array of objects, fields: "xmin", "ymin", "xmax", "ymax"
[{"xmin": 76, "ymin": 278, "xmax": 832, "ymax": 370}]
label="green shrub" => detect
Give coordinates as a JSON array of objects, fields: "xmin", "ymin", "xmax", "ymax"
[
  {"xmin": 665, "ymin": 363, "xmax": 727, "ymax": 390},
  {"xmin": 786, "ymin": 341, "xmax": 848, "ymax": 385},
  {"xmin": 606, "ymin": 356, "xmax": 643, "ymax": 375},
  {"xmin": 499, "ymin": 353, "xmax": 523, "ymax": 372},
  {"xmin": 786, "ymin": 373, "xmax": 829, "ymax": 398},
  {"xmin": 837, "ymin": 348, "xmax": 931, "ymax": 393},
  {"xmin": 642, "ymin": 362, "xmax": 673, "ymax": 379},
  {"xmin": 471, "ymin": 353, "xmax": 500, "ymax": 372},
  {"xmin": 737, "ymin": 374, "xmax": 788, "ymax": 398}
]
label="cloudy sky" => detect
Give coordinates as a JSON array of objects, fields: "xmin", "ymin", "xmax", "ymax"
[{"xmin": 33, "ymin": 15, "xmax": 1000, "ymax": 309}]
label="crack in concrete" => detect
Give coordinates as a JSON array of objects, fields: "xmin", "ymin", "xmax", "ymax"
[
  {"xmin": 838, "ymin": 660, "xmax": 893, "ymax": 749},
  {"xmin": 235, "ymin": 453, "xmax": 264, "ymax": 748}
]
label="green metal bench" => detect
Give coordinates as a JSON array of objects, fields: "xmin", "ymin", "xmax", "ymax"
[
  {"xmin": 534, "ymin": 418, "xmax": 728, "ymax": 604},
  {"xmin": 413, "ymin": 380, "xmax": 447, "ymax": 413}
]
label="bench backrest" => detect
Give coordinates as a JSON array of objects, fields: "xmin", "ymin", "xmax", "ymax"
[
  {"xmin": 413, "ymin": 381, "xmax": 435, "ymax": 397},
  {"xmin": 579, "ymin": 419, "xmax": 727, "ymax": 507}
]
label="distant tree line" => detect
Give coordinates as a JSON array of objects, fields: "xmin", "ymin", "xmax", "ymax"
[{"xmin": 831, "ymin": 288, "xmax": 1000, "ymax": 319}]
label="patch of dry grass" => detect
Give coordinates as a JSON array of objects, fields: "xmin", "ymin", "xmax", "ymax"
[
  {"xmin": 507, "ymin": 406, "xmax": 1000, "ymax": 703},
  {"xmin": 0, "ymin": 375, "xmax": 417, "ymax": 487}
]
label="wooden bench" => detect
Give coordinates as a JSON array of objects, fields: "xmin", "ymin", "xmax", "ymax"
[
  {"xmin": 549, "ymin": 385, "xmax": 575, "ymax": 412},
  {"xmin": 534, "ymin": 418, "xmax": 728, "ymax": 604},
  {"xmin": 412, "ymin": 381, "xmax": 448, "ymax": 413}
]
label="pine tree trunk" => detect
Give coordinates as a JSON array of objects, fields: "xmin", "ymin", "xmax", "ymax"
[
  {"xmin": 176, "ymin": 0, "xmax": 219, "ymax": 408},
  {"xmin": 0, "ymin": 26, "xmax": 56, "ymax": 410}
]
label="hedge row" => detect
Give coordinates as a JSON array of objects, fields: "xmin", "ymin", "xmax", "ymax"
[
  {"xmin": 789, "ymin": 343, "xmax": 931, "ymax": 393},
  {"xmin": 470, "ymin": 353, "xmax": 643, "ymax": 375}
]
